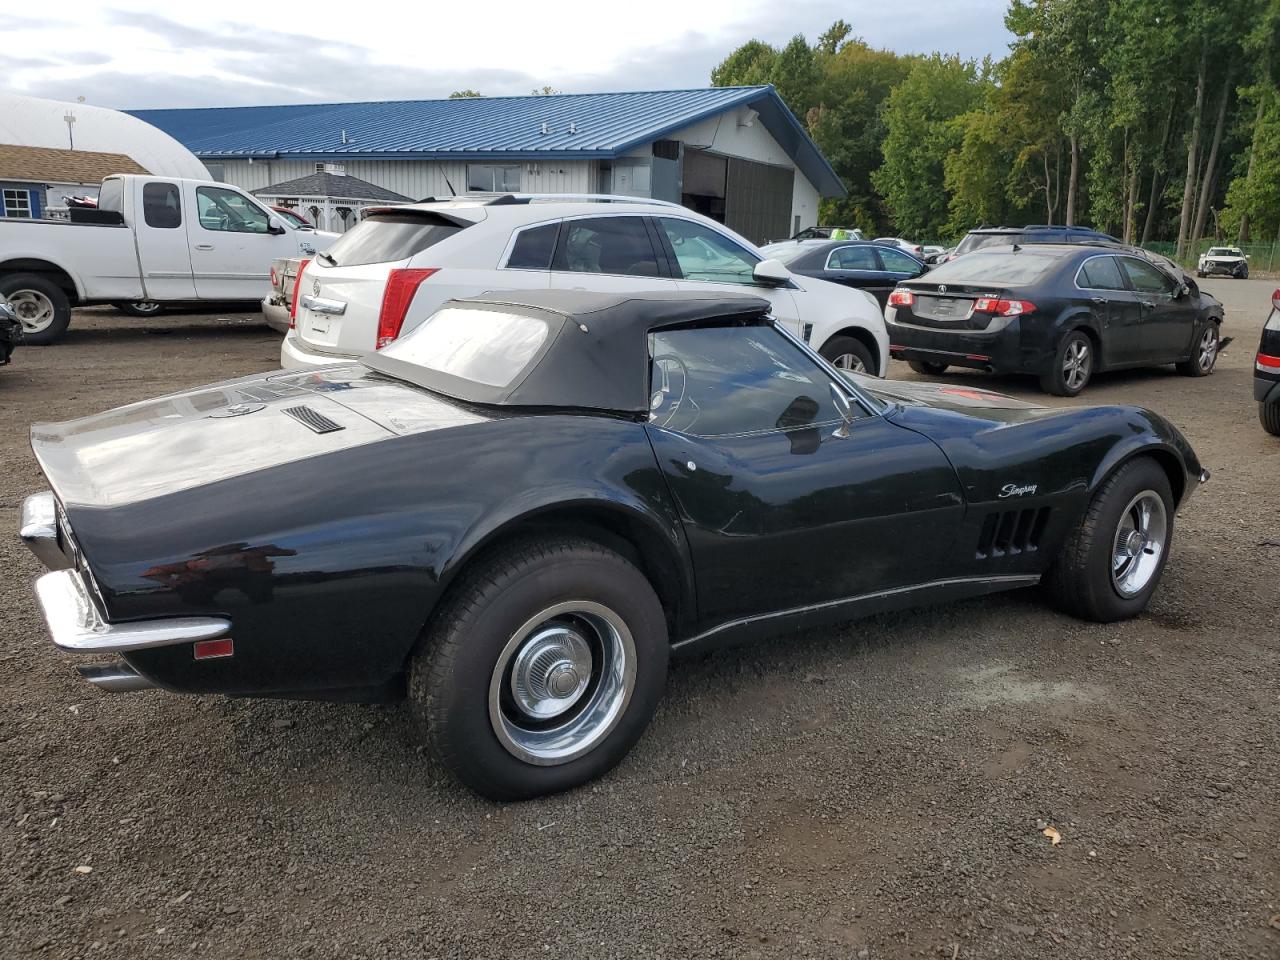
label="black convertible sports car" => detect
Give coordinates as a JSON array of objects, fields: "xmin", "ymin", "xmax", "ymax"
[
  {"xmin": 20, "ymin": 290, "xmax": 1206, "ymax": 799},
  {"xmin": 887, "ymin": 244, "xmax": 1224, "ymax": 396}
]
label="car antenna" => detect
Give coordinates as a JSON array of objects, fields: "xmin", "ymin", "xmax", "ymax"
[{"xmin": 443, "ymin": 176, "xmax": 457, "ymax": 197}]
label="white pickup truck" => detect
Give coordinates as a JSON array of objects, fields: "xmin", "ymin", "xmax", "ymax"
[{"xmin": 0, "ymin": 174, "xmax": 337, "ymax": 343}]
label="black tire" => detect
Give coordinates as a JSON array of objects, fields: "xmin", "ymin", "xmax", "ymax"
[
  {"xmin": 409, "ymin": 537, "xmax": 669, "ymax": 800},
  {"xmin": 1044, "ymin": 457, "xmax": 1174, "ymax": 623},
  {"xmin": 1196, "ymin": 270, "xmax": 1205, "ymax": 278},
  {"xmin": 113, "ymin": 300, "xmax": 164, "ymax": 317},
  {"xmin": 819, "ymin": 335, "xmax": 876, "ymax": 375},
  {"xmin": 1039, "ymin": 329, "xmax": 1094, "ymax": 397},
  {"xmin": 907, "ymin": 359, "xmax": 949, "ymax": 376},
  {"xmin": 1261, "ymin": 401, "xmax": 1280, "ymax": 436},
  {"xmin": 0, "ymin": 273, "xmax": 71, "ymax": 345},
  {"xmin": 1176, "ymin": 322, "xmax": 1219, "ymax": 377}
]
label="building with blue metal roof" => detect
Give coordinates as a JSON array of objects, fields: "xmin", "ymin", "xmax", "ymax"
[{"xmin": 131, "ymin": 86, "xmax": 844, "ymax": 242}]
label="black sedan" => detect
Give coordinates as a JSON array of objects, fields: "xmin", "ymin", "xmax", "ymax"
[
  {"xmin": 20, "ymin": 290, "xmax": 1206, "ymax": 799},
  {"xmin": 1256, "ymin": 289, "xmax": 1280, "ymax": 434},
  {"xmin": 886, "ymin": 244, "xmax": 1224, "ymax": 396},
  {"xmin": 765, "ymin": 239, "xmax": 928, "ymax": 308}
]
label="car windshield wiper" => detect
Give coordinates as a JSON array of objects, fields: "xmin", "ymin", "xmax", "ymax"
[{"xmin": 316, "ymin": 251, "xmax": 338, "ymax": 266}]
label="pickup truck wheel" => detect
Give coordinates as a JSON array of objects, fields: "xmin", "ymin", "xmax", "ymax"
[
  {"xmin": 819, "ymin": 336, "xmax": 875, "ymax": 374},
  {"xmin": 1176, "ymin": 323, "xmax": 1219, "ymax": 377},
  {"xmin": 409, "ymin": 537, "xmax": 668, "ymax": 800},
  {"xmin": 113, "ymin": 301, "xmax": 164, "ymax": 317},
  {"xmin": 1044, "ymin": 457, "xmax": 1174, "ymax": 623},
  {"xmin": 1, "ymin": 274, "xmax": 71, "ymax": 345}
]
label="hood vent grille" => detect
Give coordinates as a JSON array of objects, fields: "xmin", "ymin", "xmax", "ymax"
[
  {"xmin": 976, "ymin": 507, "xmax": 1050, "ymax": 559},
  {"xmin": 283, "ymin": 405, "xmax": 343, "ymax": 434}
]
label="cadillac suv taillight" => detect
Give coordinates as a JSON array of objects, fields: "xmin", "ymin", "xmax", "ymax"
[
  {"xmin": 288, "ymin": 258, "xmax": 311, "ymax": 329},
  {"xmin": 377, "ymin": 269, "xmax": 438, "ymax": 349}
]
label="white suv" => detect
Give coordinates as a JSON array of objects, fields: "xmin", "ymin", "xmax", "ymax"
[{"xmin": 282, "ymin": 195, "xmax": 889, "ymax": 374}]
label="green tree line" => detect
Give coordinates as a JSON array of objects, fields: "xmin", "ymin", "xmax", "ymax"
[{"xmin": 712, "ymin": 1, "xmax": 1280, "ymax": 255}]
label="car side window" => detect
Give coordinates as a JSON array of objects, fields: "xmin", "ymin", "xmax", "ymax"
[
  {"xmin": 142, "ymin": 182, "xmax": 181, "ymax": 229},
  {"xmin": 506, "ymin": 222, "xmax": 559, "ymax": 270},
  {"xmin": 658, "ymin": 218, "xmax": 759, "ymax": 284},
  {"xmin": 551, "ymin": 217, "xmax": 660, "ymax": 277},
  {"xmin": 1119, "ymin": 257, "xmax": 1175, "ymax": 295},
  {"xmin": 196, "ymin": 186, "xmax": 271, "ymax": 234},
  {"xmin": 828, "ymin": 246, "xmax": 878, "ymax": 270},
  {"xmin": 1077, "ymin": 256, "xmax": 1127, "ymax": 291},
  {"xmin": 647, "ymin": 325, "xmax": 857, "ymax": 438},
  {"xmin": 877, "ymin": 247, "xmax": 921, "ymax": 273}
]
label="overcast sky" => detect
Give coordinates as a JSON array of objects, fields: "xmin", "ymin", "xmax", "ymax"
[{"xmin": 1, "ymin": 1, "xmax": 1013, "ymax": 110}]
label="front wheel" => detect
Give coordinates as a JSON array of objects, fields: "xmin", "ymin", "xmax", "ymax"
[
  {"xmin": 1176, "ymin": 323, "xmax": 1219, "ymax": 376},
  {"xmin": 410, "ymin": 538, "xmax": 669, "ymax": 800},
  {"xmin": 1040, "ymin": 330, "xmax": 1094, "ymax": 396},
  {"xmin": 819, "ymin": 335, "xmax": 876, "ymax": 375},
  {"xmin": 113, "ymin": 300, "xmax": 164, "ymax": 317},
  {"xmin": 0, "ymin": 274, "xmax": 71, "ymax": 345},
  {"xmin": 1045, "ymin": 457, "xmax": 1174, "ymax": 622}
]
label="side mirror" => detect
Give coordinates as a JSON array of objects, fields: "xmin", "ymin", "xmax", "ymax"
[
  {"xmin": 1177, "ymin": 283, "xmax": 1190, "ymax": 299},
  {"xmin": 753, "ymin": 258, "xmax": 791, "ymax": 286},
  {"xmin": 267, "ymin": 216, "xmax": 286, "ymax": 236}
]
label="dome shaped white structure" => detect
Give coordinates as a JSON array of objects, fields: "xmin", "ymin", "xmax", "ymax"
[{"xmin": 0, "ymin": 92, "xmax": 208, "ymax": 179}]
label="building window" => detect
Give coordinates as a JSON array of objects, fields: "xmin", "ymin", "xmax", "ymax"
[
  {"xmin": 3, "ymin": 188, "xmax": 33, "ymax": 219},
  {"xmin": 467, "ymin": 164, "xmax": 522, "ymax": 193}
]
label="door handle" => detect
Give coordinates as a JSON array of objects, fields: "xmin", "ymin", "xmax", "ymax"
[
  {"xmin": 1090, "ymin": 297, "xmax": 1107, "ymax": 305},
  {"xmin": 194, "ymin": 243, "xmax": 215, "ymax": 251}
]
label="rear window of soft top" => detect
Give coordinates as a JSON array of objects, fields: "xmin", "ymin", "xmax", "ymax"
[{"xmin": 319, "ymin": 212, "xmax": 467, "ymax": 267}]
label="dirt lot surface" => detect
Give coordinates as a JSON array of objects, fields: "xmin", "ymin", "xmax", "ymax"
[{"xmin": 1, "ymin": 287, "xmax": 1277, "ymax": 960}]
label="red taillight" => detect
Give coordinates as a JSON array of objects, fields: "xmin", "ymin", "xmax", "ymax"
[
  {"xmin": 194, "ymin": 637, "xmax": 234, "ymax": 660},
  {"xmin": 1272, "ymin": 288, "xmax": 1280, "ymax": 311},
  {"xmin": 1257, "ymin": 352, "xmax": 1280, "ymax": 371},
  {"xmin": 288, "ymin": 257, "xmax": 311, "ymax": 329},
  {"xmin": 376, "ymin": 268, "xmax": 438, "ymax": 349},
  {"xmin": 888, "ymin": 289, "xmax": 914, "ymax": 308},
  {"xmin": 973, "ymin": 297, "xmax": 1036, "ymax": 317}
]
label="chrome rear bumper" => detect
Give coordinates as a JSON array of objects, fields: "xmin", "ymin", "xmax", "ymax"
[{"xmin": 19, "ymin": 492, "xmax": 70, "ymax": 570}]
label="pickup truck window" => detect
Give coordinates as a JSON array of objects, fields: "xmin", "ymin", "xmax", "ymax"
[
  {"xmin": 196, "ymin": 186, "xmax": 270, "ymax": 234},
  {"xmin": 143, "ymin": 183, "xmax": 181, "ymax": 229}
]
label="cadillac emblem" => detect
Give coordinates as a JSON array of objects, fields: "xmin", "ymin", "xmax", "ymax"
[{"xmin": 312, "ymin": 279, "xmax": 321, "ymax": 295}]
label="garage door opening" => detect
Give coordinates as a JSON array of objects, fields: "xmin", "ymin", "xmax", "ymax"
[{"xmin": 681, "ymin": 148, "xmax": 793, "ymax": 245}]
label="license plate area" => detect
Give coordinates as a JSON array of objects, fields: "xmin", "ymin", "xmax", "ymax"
[{"xmin": 914, "ymin": 295, "xmax": 972, "ymax": 322}]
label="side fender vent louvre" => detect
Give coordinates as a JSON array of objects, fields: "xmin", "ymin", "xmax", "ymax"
[
  {"xmin": 976, "ymin": 507, "xmax": 1050, "ymax": 559},
  {"xmin": 282, "ymin": 405, "xmax": 344, "ymax": 434}
]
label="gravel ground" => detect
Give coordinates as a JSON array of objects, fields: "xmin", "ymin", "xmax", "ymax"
[{"xmin": 1, "ymin": 287, "xmax": 1277, "ymax": 960}]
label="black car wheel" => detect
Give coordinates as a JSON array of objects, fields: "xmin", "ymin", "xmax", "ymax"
[
  {"xmin": 0, "ymin": 274, "xmax": 71, "ymax": 345},
  {"xmin": 1261, "ymin": 401, "xmax": 1280, "ymax": 436},
  {"xmin": 1040, "ymin": 330, "xmax": 1094, "ymax": 396},
  {"xmin": 409, "ymin": 537, "xmax": 668, "ymax": 800},
  {"xmin": 819, "ymin": 336, "xmax": 875, "ymax": 374},
  {"xmin": 1045, "ymin": 457, "xmax": 1174, "ymax": 623},
  {"xmin": 907, "ymin": 359, "xmax": 949, "ymax": 376},
  {"xmin": 1176, "ymin": 323, "xmax": 1219, "ymax": 377},
  {"xmin": 113, "ymin": 301, "xmax": 165, "ymax": 317}
]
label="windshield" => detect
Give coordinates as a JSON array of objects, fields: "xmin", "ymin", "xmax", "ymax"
[
  {"xmin": 923, "ymin": 251, "xmax": 1059, "ymax": 285},
  {"xmin": 1207, "ymin": 248, "xmax": 1238, "ymax": 257}
]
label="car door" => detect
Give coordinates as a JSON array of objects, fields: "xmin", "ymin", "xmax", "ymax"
[
  {"xmin": 133, "ymin": 180, "xmax": 196, "ymax": 300},
  {"xmin": 189, "ymin": 185, "xmax": 281, "ymax": 300},
  {"xmin": 643, "ymin": 323, "xmax": 965, "ymax": 630},
  {"xmin": 821, "ymin": 244, "xmax": 890, "ymax": 304},
  {"xmin": 1075, "ymin": 255, "xmax": 1143, "ymax": 366},
  {"xmin": 548, "ymin": 215, "xmax": 672, "ymax": 295},
  {"xmin": 874, "ymin": 247, "xmax": 928, "ymax": 306},
  {"xmin": 1118, "ymin": 256, "xmax": 1196, "ymax": 360},
  {"xmin": 653, "ymin": 216, "xmax": 803, "ymax": 339}
]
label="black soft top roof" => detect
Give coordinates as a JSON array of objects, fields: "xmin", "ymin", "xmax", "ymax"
[{"xmin": 363, "ymin": 288, "xmax": 772, "ymax": 414}]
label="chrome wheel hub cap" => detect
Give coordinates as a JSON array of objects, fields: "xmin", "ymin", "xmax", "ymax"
[
  {"xmin": 833, "ymin": 353, "xmax": 867, "ymax": 373},
  {"xmin": 1111, "ymin": 490, "xmax": 1168, "ymax": 598},
  {"xmin": 1063, "ymin": 340, "xmax": 1090, "ymax": 390},
  {"xmin": 9, "ymin": 290, "xmax": 55, "ymax": 334},
  {"xmin": 1198, "ymin": 329, "xmax": 1218, "ymax": 371},
  {"xmin": 489, "ymin": 601, "xmax": 636, "ymax": 766}
]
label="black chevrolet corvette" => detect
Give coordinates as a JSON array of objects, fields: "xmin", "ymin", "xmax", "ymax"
[{"xmin": 20, "ymin": 290, "xmax": 1206, "ymax": 799}]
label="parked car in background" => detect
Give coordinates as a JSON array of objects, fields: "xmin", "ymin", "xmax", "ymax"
[
  {"xmin": 886, "ymin": 244, "xmax": 1224, "ymax": 396},
  {"xmin": 765, "ymin": 239, "xmax": 927, "ymax": 311},
  {"xmin": 874, "ymin": 237, "xmax": 924, "ymax": 257},
  {"xmin": 945, "ymin": 225, "xmax": 1120, "ymax": 263},
  {"xmin": 1256, "ymin": 288, "xmax": 1280, "ymax": 435},
  {"xmin": 1197, "ymin": 246, "xmax": 1249, "ymax": 279},
  {"xmin": 790, "ymin": 225, "xmax": 863, "ymax": 241},
  {"xmin": 271, "ymin": 207, "xmax": 315, "ymax": 231},
  {"xmin": 0, "ymin": 300, "xmax": 18, "ymax": 368},
  {"xmin": 0, "ymin": 175, "xmax": 337, "ymax": 343},
  {"xmin": 922, "ymin": 245, "xmax": 945, "ymax": 260},
  {"xmin": 282, "ymin": 194, "xmax": 889, "ymax": 375},
  {"xmin": 262, "ymin": 257, "xmax": 301, "ymax": 333},
  {"xmin": 21, "ymin": 288, "xmax": 1206, "ymax": 799}
]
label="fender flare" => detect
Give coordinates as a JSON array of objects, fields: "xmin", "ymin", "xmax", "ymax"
[{"xmin": 0, "ymin": 253, "xmax": 87, "ymax": 300}]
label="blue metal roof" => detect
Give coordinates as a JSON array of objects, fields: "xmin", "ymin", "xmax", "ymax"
[{"xmin": 129, "ymin": 87, "xmax": 845, "ymax": 197}]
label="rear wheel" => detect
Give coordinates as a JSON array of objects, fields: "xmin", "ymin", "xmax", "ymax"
[
  {"xmin": 819, "ymin": 336, "xmax": 875, "ymax": 375},
  {"xmin": 907, "ymin": 359, "xmax": 949, "ymax": 376},
  {"xmin": 1040, "ymin": 330, "xmax": 1093, "ymax": 396},
  {"xmin": 1261, "ymin": 401, "xmax": 1280, "ymax": 436},
  {"xmin": 1045, "ymin": 457, "xmax": 1174, "ymax": 622},
  {"xmin": 409, "ymin": 537, "xmax": 668, "ymax": 800},
  {"xmin": 0, "ymin": 274, "xmax": 71, "ymax": 345},
  {"xmin": 1176, "ymin": 323, "xmax": 1219, "ymax": 376},
  {"xmin": 113, "ymin": 300, "xmax": 164, "ymax": 317}
]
